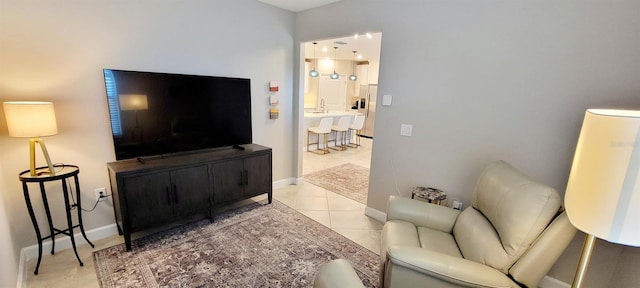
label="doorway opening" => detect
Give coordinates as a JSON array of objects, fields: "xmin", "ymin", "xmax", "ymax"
[{"xmin": 300, "ymin": 32, "xmax": 382, "ymax": 205}]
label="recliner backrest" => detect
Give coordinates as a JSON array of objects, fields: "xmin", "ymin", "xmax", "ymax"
[
  {"xmin": 453, "ymin": 161, "xmax": 561, "ymax": 273},
  {"xmin": 509, "ymin": 210, "xmax": 576, "ymax": 287}
]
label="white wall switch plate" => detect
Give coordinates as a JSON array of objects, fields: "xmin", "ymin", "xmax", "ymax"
[
  {"xmin": 382, "ymin": 94, "xmax": 392, "ymax": 106},
  {"xmin": 400, "ymin": 124, "xmax": 412, "ymax": 136}
]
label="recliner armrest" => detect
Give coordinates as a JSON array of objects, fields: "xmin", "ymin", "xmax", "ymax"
[
  {"xmin": 313, "ymin": 259, "xmax": 365, "ymax": 288},
  {"xmin": 508, "ymin": 211, "xmax": 577, "ymax": 288},
  {"xmin": 387, "ymin": 246, "xmax": 517, "ymax": 288},
  {"xmin": 387, "ymin": 195, "xmax": 460, "ymax": 233}
]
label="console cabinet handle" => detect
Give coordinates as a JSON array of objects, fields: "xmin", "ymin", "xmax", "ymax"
[
  {"xmin": 173, "ymin": 185, "xmax": 178, "ymax": 204},
  {"xmin": 166, "ymin": 187, "xmax": 171, "ymax": 206}
]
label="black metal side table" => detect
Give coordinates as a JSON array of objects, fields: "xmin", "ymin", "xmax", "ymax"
[{"xmin": 19, "ymin": 165, "xmax": 94, "ymax": 275}]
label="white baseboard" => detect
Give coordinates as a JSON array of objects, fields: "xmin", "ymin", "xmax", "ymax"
[
  {"xmin": 20, "ymin": 223, "xmax": 119, "ymax": 263},
  {"xmin": 18, "ymin": 223, "xmax": 118, "ymax": 287},
  {"xmin": 364, "ymin": 206, "xmax": 386, "ymax": 223},
  {"xmin": 17, "ymin": 251, "xmax": 25, "ymax": 288},
  {"xmin": 539, "ymin": 275, "xmax": 570, "ymax": 288},
  {"xmin": 273, "ymin": 177, "xmax": 296, "ymax": 189},
  {"xmin": 295, "ymin": 177, "xmax": 304, "ymax": 185}
]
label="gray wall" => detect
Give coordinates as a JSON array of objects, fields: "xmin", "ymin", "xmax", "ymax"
[
  {"xmin": 0, "ymin": 1, "xmax": 295, "ymax": 286},
  {"xmin": 296, "ymin": 0, "xmax": 640, "ymax": 287}
]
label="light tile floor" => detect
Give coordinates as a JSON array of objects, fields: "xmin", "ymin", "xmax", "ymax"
[
  {"xmin": 303, "ymin": 137, "xmax": 373, "ymax": 174},
  {"xmin": 273, "ymin": 182, "xmax": 382, "ymax": 254},
  {"xmin": 22, "ymin": 139, "xmax": 379, "ymax": 287}
]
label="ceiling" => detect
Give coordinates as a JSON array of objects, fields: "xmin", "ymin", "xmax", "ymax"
[
  {"xmin": 304, "ymin": 32, "xmax": 382, "ymax": 63},
  {"xmin": 257, "ymin": 0, "xmax": 381, "ymax": 62},
  {"xmin": 258, "ymin": 0, "xmax": 342, "ymax": 12}
]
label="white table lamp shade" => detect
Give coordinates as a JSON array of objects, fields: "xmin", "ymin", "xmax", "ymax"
[
  {"xmin": 565, "ymin": 109, "xmax": 640, "ymax": 247},
  {"xmin": 3, "ymin": 101, "xmax": 58, "ymax": 137}
]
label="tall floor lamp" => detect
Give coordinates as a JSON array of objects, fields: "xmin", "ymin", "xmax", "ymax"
[
  {"xmin": 564, "ymin": 109, "xmax": 640, "ymax": 288},
  {"xmin": 3, "ymin": 101, "xmax": 58, "ymax": 176}
]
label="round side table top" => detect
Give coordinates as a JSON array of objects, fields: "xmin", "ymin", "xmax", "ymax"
[{"xmin": 19, "ymin": 165, "xmax": 79, "ymax": 182}]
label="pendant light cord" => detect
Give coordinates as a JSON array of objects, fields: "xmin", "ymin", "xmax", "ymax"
[
  {"xmin": 333, "ymin": 47, "xmax": 337, "ymax": 74},
  {"xmin": 313, "ymin": 42, "xmax": 317, "ymax": 70}
]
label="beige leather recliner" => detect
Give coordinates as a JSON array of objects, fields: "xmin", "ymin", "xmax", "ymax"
[{"xmin": 381, "ymin": 160, "xmax": 576, "ymax": 288}]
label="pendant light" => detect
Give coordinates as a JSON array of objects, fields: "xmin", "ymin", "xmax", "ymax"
[
  {"xmin": 349, "ymin": 51, "xmax": 358, "ymax": 81},
  {"xmin": 330, "ymin": 47, "xmax": 339, "ymax": 79},
  {"xmin": 309, "ymin": 42, "xmax": 319, "ymax": 77}
]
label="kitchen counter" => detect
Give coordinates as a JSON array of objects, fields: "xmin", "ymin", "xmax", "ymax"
[{"xmin": 303, "ymin": 110, "xmax": 361, "ymax": 118}]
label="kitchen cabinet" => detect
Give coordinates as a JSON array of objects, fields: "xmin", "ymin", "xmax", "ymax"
[
  {"xmin": 355, "ymin": 62, "xmax": 379, "ymax": 89},
  {"xmin": 107, "ymin": 144, "xmax": 272, "ymax": 251},
  {"xmin": 367, "ymin": 61, "xmax": 379, "ymax": 85},
  {"xmin": 356, "ymin": 64, "xmax": 369, "ymax": 91},
  {"xmin": 304, "ymin": 61, "xmax": 310, "ymax": 94}
]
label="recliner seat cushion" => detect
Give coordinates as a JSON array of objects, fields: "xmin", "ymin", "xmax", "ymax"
[{"xmin": 417, "ymin": 227, "xmax": 462, "ymax": 258}]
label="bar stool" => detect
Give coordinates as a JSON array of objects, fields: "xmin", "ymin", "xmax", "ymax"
[
  {"xmin": 347, "ymin": 115, "xmax": 365, "ymax": 148},
  {"xmin": 307, "ymin": 117, "xmax": 333, "ymax": 154},
  {"xmin": 330, "ymin": 116, "xmax": 352, "ymax": 151}
]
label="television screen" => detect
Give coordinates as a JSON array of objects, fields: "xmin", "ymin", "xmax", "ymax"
[{"xmin": 103, "ymin": 69, "xmax": 252, "ymax": 160}]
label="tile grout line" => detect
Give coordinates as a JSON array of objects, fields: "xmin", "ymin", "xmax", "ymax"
[{"xmin": 325, "ymin": 188, "xmax": 334, "ymax": 230}]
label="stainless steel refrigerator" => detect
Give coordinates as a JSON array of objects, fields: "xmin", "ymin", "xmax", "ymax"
[{"xmin": 357, "ymin": 84, "xmax": 377, "ymax": 138}]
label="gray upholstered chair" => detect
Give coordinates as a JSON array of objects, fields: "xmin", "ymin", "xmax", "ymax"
[{"xmin": 380, "ymin": 160, "xmax": 576, "ymax": 288}]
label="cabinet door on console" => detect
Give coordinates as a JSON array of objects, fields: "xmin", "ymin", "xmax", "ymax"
[
  {"xmin": 122, "ymin": 172, "xmax": 172, "ymax": 229},
  {"xmin": 243, "ymin": 154, "xmax": 271, "ymax": 199},
  {"xmin": 212, "ymin": 159, "xmax": 245, "ymax": 204},
  {"xmin": 171, "ymin": 165, "xmax": 211, "ymax": 216}
]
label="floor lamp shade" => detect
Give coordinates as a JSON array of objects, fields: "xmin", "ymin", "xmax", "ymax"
[
  {"xmin": 565, "ymin": 109, "xmax": 640, "ymax": 288},
  {"xmin": 565, "ymin": 109, "xmax": 640, "ymax": 246},
  {"xmin": 3, "ymin": 101, "xmax": 58, "ymax": 176},
  {"xmin": 565, "ymin": 110, "xmax": 640, "ymax": 246}
]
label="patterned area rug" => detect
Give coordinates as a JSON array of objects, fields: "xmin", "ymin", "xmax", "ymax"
[
  {"xmin": 93, "ymin": 200, "xmax": 379, "ymax": 287},
  {"xmin": 304, "ymin": 163, "xmax": 370, "ymax": 204}
]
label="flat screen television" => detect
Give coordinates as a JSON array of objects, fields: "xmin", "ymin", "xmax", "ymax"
[{"xmin": 103, "ymin": 69, "xmax": 252, "ymax": 160}]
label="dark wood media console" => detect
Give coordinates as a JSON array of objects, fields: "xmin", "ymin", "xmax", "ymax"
[{"xmin": 107, "ymin": 144, "xmax": 272, "ymax": 251}]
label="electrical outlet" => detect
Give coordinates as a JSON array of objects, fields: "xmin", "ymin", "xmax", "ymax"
[
  {"xmin": 400, "ymin": 124, "xmax": 413, "ymax": 136},
  {"xmin": 95, "ymin": 187, "xmax": 107, "ymax": 202}
]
